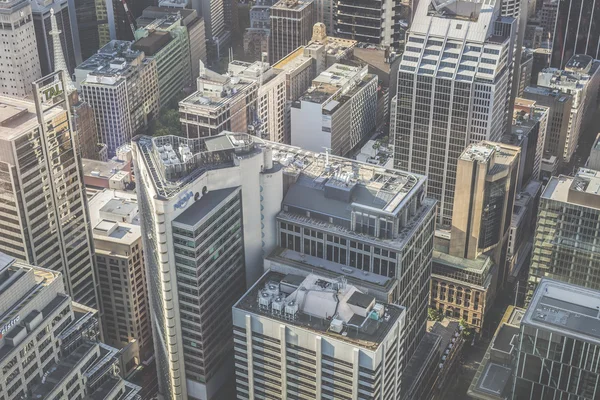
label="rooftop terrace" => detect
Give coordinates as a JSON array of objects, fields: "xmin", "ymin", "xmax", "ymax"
[{"xmin": 235, "ymin": 270, "xmax": 404, "ymax": 350}]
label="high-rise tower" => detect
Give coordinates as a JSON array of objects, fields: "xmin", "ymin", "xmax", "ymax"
[
  {"xmin": 391, "ymin": 0, "xmax": 517, "ymax": 227},
  {"xmin": 0, "ymin": 72, "xmax": 101, "ymax": 310}
]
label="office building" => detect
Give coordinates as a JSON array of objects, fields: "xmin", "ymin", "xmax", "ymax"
[
  {"xmin": 514, "ymin": 279, "xmax": 600, "ymax": 399},
  {"xmin": 467, "ymin": 305, "xmax": 524, "ymax": 399},
  {"xmin": 504, "ymin": 97, "xmax": 549, "ymax": 188},
  {"xmin": 0, "ymin": 253, "xmax": 141, "ymax": 400},
  {"xmin": 31, "ymin": 0, "xmax": 78, "ymax": 75},
  {"xmin": 537, "ymin": 55, "xmax": 600, "ymax": 163},
  {"xmin": 88, "ymin": 190, "xmax": 152, "ymax": 374},
  {"xmin": 334, "ymin": 0, "xmax": 394, "ymax": 48},
  {"xmin": 133, "ymin": 14, "xmax": 192, "ymax": 107},
  {"xmin": 227, "ymin": 60, "xmax": 287, "ymax": 143},
  {"xmin": 587, "ymin": 133, "xmax": 600, "ymax": 170},
  {"xmin": 550, "ymin": 0, "xmax": 600, "ymax": 67},
  {"xmin": 392, "ymin": 0, "xmax": 517, "ymax": 228},
  {"xmin": 269, "ymin": 0, "xmax": 316, "ymax": 64},
  {"xmin": 0, "ymin": 0, "xmax": 42, "ymax": 98},
  {"xmin": 67, "ymin": 0, "xmax": 116, "ymax": 61},
  {"xmin": 518, "ymin": 48, "xmax": 533, "ymax": 96},
  {"xmin": 133, "ymin": 130, "xmax": 435, "ymax": 399},
  {"xmin": 77, "ymin": 40, "xmax": 159, "ymax": 156},
  {"xmin": 190, "ymin": 0, "xmax": 230, "ymax": 60},
  {"xmin": 506, "ymin": 180, "xmax": 542, "ymax": 281},
  {"xmin": 291, "ymin": 63, "xmax": 377, "ymax": 156},
  {"xmin": 44, "ymin": 5, "xmax": 102, "ymax": 162},
  {"xmin": 233, "ymin": 271, "xmax": 407, "ymax": 399},
  {"xmin": 522, "ymin": 85, "xmax": 572, "ymax": 166},
  {"xmin": 245, "ymin": 0, "xmax": 275, "ymax": 41},
  {"xmin": 528, "ymin": 168, "xmax": 600, "ymax": 298},
  {"xmin": 179, "ymin": 64, "xmax": 258, "ymax": 138},
  {"xmin": 430, "ymin": 251, "xmax": 496, "ymax": 332},
  {"xmin": 81, "ymin": 157, "xmax": 132, "ymax": 193},
  {"xmin": 137, "ymin": 6, "xmax": 207, "ymax": 80},
  {"xmin": 450, "ymin": 142, "xmax": 520, "ymax": 272},
  {"xmin": 539, "ymin": 0, "xmax": 557, "ymax": 39},
  {"xmin": 0, "ymin": 73, "xmax": 100, "ymax": 310}
]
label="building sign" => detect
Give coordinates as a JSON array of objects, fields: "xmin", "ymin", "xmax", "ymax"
[
  {"xmin": 174, "ymin": 191, "xmax": 194, "ymax": 210},
  {"xmin": 40, "ymin": 81, "xmax": 64, "ymax": 104},
  {"xmin": 0, "ymin": 316, "xmax": 20, "ymax": 340}
]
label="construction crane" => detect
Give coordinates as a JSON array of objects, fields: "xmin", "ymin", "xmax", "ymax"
[{"xmin": 120, "ymin": 0, "xmax": 137, "ymax": 37}]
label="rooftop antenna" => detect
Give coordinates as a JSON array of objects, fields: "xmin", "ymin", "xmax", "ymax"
[
  {"xmin": 323, "ymin": 147, "xmax": 330, "ymax": 167},
  {"xmin": 49, "ymin": 8, "xmax": 75, "ymax": 93}
]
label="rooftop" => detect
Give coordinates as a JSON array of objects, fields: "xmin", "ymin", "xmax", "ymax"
[
  {"xmin": 433, "ymin": 250, "xmax": 492, "ymax": 274},
  {"xmin": 77, "ymin": 41, "xmax": 148, "ymax": 86},
  {"xmin": 181, "ymin": 67, "xmax": 256, "ymax": 110},
  {"xmin": 542, "ymin": 169, "xmax": 600, "ymax": 209},
  {"xmin": 272, "ymin": 0, "xmax": 313, "ymax": 11},
  {"xmin": 468, "ymin": 306, "xmax": 525, "ymax": 400},
  {"xmin": 0, "ymin": 96, "xmax": 62, "ymax": 142},
  {"xmin": 135, "ymin": 132, "xmax": 427, "ymax": 216},
  {"xmin": 460, "ymin": 141, "xmax": 520, "ymax": 165},
  {"xmin": 524, "ymin": 279, "xmax": 600, "ymax": 346},
  {"xmin": 132, "ymin": 30, "xmax": 173, "ymax": 56},
  {"xmin": 300, "ymin": 63, "xmax": 372, "ymax": 104},
  {"xmin": 81, "ymin": 158, "xmax": 130, "ymax": 180},
  {"xmin": 234, "ymin": 270, "xmax": 405, "ymax": 350},
  {"xmin": 272, "ymin": 47, "xmax": 312, "ymax": 71}
]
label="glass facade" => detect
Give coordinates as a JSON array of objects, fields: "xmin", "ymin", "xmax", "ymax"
[
  {"xmin": 173, "ymin": 191, "xmax": 245, "ymax": 384},
  {"xmin": 550, "ymin": 0, "xmax": 600, "ymax": 68},
  {"xmin": 514, "ymin": 324, "xmax": 600, "ymax": 399},
  {"xmin": 529, "ymin": 196, "xmax": 600, "ymax": 298}
]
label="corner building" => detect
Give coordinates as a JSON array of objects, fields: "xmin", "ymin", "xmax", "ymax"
[{"xmin": 134, "ymin": 132, "xmax": 435, "ymax": 399}]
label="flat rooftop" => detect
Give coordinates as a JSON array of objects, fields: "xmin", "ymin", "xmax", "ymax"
[
  {"xmin": 173, "ymin": 187, "xmax": 238, "ymax": 227},
  {"xmin": 273, "ymin": 47, "xmax": 311, "ymax": 71},
  {"xmin": 272, "ymin": 0, "xmax": 313, "ymax": 11},
  {"xmin": 235, "ymin": 270, "xmax": 404, "ymax": 350},
  {"xmin": 460, "ymin": 141, "xmax": 520, "ymax": 164},
  {"xmin": 524, "ymin": 279, "xmax": 600, "ymax": 345},
  {"xmin": 543, "ymin": 169, "xmax": 600, "ymax": 209},
  {"xmin": 135, "ymin": 132, "xmax": 427, "ymax": 216},
  {"xmin": 77, "ymin": 41, "xmax": 146, "ymax": 84},
  {"xmin": 300, "ymin": 63, "xmax": 371, "ymax": 104},
  {"xmin": 433, "ymin": 250, "xmax": 492, "ymax": 274},
  {"xmin": 181, "ymin": 69, "xmax": 256, "ymax": 110},
  {"xmin": 81, "ymin": 158, "xmax": 129, "ymax": 179},
  {"xmin": 0, "ymin": 96, "xmax": 62, "ymax": 142},
  {"xmin": 88, "ymin": 189, "xmax": 139, "ymax": 227}
]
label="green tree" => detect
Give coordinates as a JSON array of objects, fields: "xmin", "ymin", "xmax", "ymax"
[{"xmin": 428, "ymin": 307, "xmax": 443, "ymax": 322}]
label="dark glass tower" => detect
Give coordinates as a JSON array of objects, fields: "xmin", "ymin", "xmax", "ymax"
[{"xmin": 550, "ymin": 0, "xmax": 600, "ymax": 68}]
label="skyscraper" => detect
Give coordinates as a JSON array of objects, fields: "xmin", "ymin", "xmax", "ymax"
[
  {"xmin": 269, "ymin": 0, "xmax": 316, "ymax": 64},
  {"xmin": 0, "ymin": 72, "xmax": 101, "ymax": 310},
  {"xmin": 133, "ymin": 131, "xmax": 436, "ymax": 399},
  {"xmin": 528, "ymin": 168, "xmax": 600, "ymax": 298},
  {"xmin": 391, "ymin": 0, "xmax": 517, "ymax": 227},
  {"xmin": 67, "ymin": 0, "xmax": 116, "ymax": 61},
  {"xmin": 31, "ymin": 0, "xmax": 79, "ymax": 75},
  {"xmin": 550, "ymin": 0, "xmax": 600, "ymax": 68},
  {"xmin": 0, "ymin": 0, "xmax": 42, "ymax": 98}
]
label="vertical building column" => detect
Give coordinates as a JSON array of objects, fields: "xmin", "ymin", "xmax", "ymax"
[
  {"xmin": 381, "ymin": 340, "xmax": 387, "ymax": 399},
  {"xmin": 245, "ymin": 315, "xmax": 255, "ymax": 400},
  {"xmin": 352, "ymin": 348, "xmax": 360, "ymax": 399},
  {"xmin": 280, "ymin": 324, "xmax": 287, "ymax": 400},
  {"xmin": 315, "ymin": 336, "xmax": 322, "ymax": 399}
]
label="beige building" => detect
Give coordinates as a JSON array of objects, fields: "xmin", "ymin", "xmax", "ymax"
[
  {"xmin": 0, "ymin": 0, "xmax": 42, "ymax": 98},
  {"xmin": 88, "ymin": 190, "xmax": 152, "ymax": 374},
  {"xmin": 179, "ymin": 63, "xmax": 258, "ymax": 138},
  {"xmin": 450, "ymin": 142, "xmax": 521, "ymax": 277},
  {"xmin": 227, "ymin": 60, "xmax": 287, "ymax": 143},
  {"xmin": 431, "ymin": 251, "xmax": 496, "ymax": 332}
]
